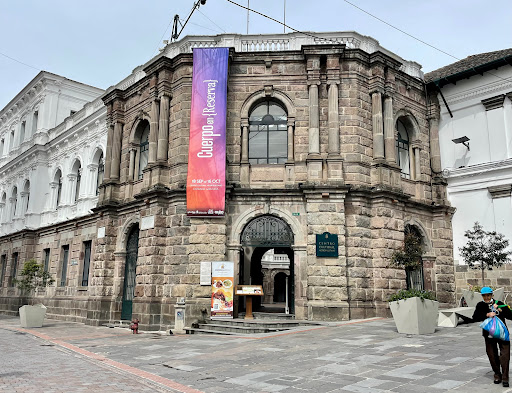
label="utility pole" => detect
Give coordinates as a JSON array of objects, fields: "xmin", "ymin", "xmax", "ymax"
[
  {"xmin": 283, "ymin": 0, "xmax": 286, "ymax": 33},
  {"xmin": 247, "ymin": 0, "xmax": 249, "ymax": 34}
]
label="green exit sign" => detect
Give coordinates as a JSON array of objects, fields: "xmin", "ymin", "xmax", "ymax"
[{"xmin": 292, "ymin": 212, "xmax": 300, "ymax": 216}]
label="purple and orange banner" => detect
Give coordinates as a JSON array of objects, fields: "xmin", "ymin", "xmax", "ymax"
[{"xmin": 186, "ymin": 48, "xmax": 229, "ymax": 217}]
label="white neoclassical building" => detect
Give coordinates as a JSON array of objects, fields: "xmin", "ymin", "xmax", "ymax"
[
  {"xmin": 426, "ymin": 48, "xmax": 512, "ymax": 291},
  {"xmin": 0, "ymin": 72, "xmax": 106, "ymax": 236}
]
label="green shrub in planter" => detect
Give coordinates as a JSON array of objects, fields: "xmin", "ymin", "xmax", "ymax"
[{"xmin": 388, "ymin": 289, "xmax": 437, "ymax": 303}]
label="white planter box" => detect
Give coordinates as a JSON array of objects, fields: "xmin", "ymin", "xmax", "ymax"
[
  {"xmin": 19, "ymin": 304, "xmax": 47, "ymax": 328},
  {"xmin": 462, "ymin": 288, "xmax": 504, "ymax": 308},
  {"xmin": 389, "ymin": 297, "xmax": 439, "ymax": 335}
]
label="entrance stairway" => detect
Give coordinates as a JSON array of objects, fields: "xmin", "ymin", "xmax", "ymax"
[{"xmin": 185, "ymin": 317, "xmax": 322, "ymax": 335}]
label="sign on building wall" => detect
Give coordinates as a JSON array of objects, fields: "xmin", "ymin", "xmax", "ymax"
[
  {"xmin": 211, "ymin": 261, "xmax": 234, "ymax": 319},
  {"xmin": 316, "ymin": 232, "xmax": 339, "ymax": 257},
  {"xmin": 186, "ymin": 47, "xmax": 229, "ymax": 217}
]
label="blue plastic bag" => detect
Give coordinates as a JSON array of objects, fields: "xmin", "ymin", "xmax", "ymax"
[{"xmin": 480, "ymin": 316, "xmax": 510, "ymax": 341}]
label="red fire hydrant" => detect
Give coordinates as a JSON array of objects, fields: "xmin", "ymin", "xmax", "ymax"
[{"xmin": 130, "ymin": 318, "xmax": 139, "ymax": 334}]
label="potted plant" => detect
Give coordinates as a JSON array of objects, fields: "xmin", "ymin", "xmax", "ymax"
[
  {"xmin": 388, "ymin": 289, "xmax": 439, "ymax": 334},
  {"xmin": 15, "ymin": 259, "xmax": 54, "ymax": 328},
  {"xmin": 461, "ymin": 284, "xmax": 504, "ymax": 308},
  {"xmin": 459, "ymin": 222, "xmax": 511, "ymax": 307}
]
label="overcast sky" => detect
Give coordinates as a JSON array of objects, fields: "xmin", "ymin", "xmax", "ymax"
[{"xmin": 1, "ymin": 0, "xmax": 510, "ymax": 109}]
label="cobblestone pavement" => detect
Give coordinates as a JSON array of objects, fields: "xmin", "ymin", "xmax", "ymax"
[{"xmin": 2, "ymin": 315, "xmax": 512, "ymax": 392}]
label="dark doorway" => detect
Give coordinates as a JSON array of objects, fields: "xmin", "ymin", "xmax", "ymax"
[
  {"xmin": 121, "ymin": 224, "xmax": 139, "ymax": 320},
  {"xmin": 273, "ymin": 272, "xmax": 287, "ymax": 303},
  {"xmin": 239, "ymin": 215, "xmax": 294, "ymax": 314}
]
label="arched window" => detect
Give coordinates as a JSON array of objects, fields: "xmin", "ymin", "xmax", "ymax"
[
  {"xmin": 10, "ymin": 129, "xmax": 15, "ymax": 150},
  {"xmin": 20, "ymin": 121, "xmax": 26, "ymax": 144},
  {"xmin": 23, "ymin": 180, "xmax": 30, "ymax": 214},
  {"xmin": 137, "ymin": 122, "xmax": 150, "ymax": 180},
  {"xmin": 0, "ymin": 193, "xmax": 6, "ymax": 223},
  {"xmin": 96, "ymin": 152, "xmax": 104, "ymax": 196},
  {"xmin": 10, "ymin": 186, "xmax": 17, "ymax": 220},
  {"xmin": 55, "ymin": 169, "xmax": 63, "ymax": 208},
  {"xmin": 396, "ymin": 119, "xmax": 411, "ymax": 179},
  {"xmin": 248, "ymin": 101, "xmax": 287, "ymax": 164},
  {"xmin": 71, "ymin": 160, "xmax": 82, "ymax": 203}
]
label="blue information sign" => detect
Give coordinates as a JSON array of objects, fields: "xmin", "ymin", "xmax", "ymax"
[{"xmin": 316, "ymin": 232, "xmax": 338, "ymax": 257}]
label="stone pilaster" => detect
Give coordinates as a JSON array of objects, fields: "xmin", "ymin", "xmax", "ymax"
[
  {"xmin": 110, "ymin": 121, "xmax": 123, "ymax": 180},
  {"xmin": 157, "ymin": 95, "xmax": 170, "ymax": 162},
  {"xmin": 149, "ymin": 98, "xmax": 159, "ymax": 165},
  {"xmin": 371, "ymin": 90, "xmax": 385, "ymax": 160}
]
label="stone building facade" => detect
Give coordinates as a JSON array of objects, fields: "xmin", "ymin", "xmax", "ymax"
[{"xmin": 0, "ymin": 32, "xmax": 455, "ymax": 331}]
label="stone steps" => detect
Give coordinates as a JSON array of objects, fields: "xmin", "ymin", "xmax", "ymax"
[{"xmin": 185, "ymin": 318, "xmax": 322, "ymax": 335}]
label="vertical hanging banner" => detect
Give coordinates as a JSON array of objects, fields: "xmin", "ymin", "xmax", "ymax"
[
  {"xmin": 211, "ymin": 261, "xmax": 234, "ymax": 319},
  {"xmin": 187, "ymin": 47, "xmax": 229, "ymax": 217}
]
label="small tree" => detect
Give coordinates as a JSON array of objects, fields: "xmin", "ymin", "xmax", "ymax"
[
  {"xmin": 14, "ymin": 259, "xmax": 54, "ymax": 296},
  {"xmin": 459, "ymin": 222, "xmax": 512, "ymax": 286},
  {"xmin": 390, "ymin": 230, "xmax": 424, "ymax": 290},
  {"xmin": 390, "ymin": 232, "xmax": 423, "ymax": 270}
]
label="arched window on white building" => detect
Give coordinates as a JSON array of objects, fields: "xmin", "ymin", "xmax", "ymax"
[
  {"xmin": 32, "ymin": 111, "xmax": 38, "ymax": 136},
  {"xmin": 10, "ymin": 186, "xmax": 17, "ymax": 220},
  {"xmin": 0, "ymin": 193, "xmax": 6, "ymax": 223},
  {"xmin": 54, "ymin": 169, "xmax": 63, "ymax": 209},
  {"xmin": 91, "ymin": 149, "xmax": 105, "ymax": 195},
  {"xmin": 19, "ymin": 121, "xmax": 26, "ymax": 144},
  {"xmin": 70, "ymin": 160, "xmax": 82, "ymax": 203},
  {"xmin": 22, "ymin": 180, "xmax": 30, "ymax": 215},
  {"xmin": 10, "ymin": 129, "xmax": 15, "ymax": 151}
]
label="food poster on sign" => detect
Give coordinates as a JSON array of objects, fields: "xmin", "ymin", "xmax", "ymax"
[{"xmin": 211, "ymin": 261, "xmax": 234, "ymax": 319}]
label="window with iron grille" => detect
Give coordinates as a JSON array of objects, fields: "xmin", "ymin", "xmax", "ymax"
[
  {"xmin": 10, "ymin": 252, "xmax": 18, "ymax": 287},
  {"xmin": 0, "ymin": 255, "xmax": 6, "ymax": 287},
  {"xmin": 82, "ymin": 241, "xmax": 92, "ymax": 287},
  {"xmin": 43, "ymin": 248, "xmax": 50, "ymax": 272},
  {"xmin": 60, "ymin": 245, "xmax": 69, "ymax": 287}
]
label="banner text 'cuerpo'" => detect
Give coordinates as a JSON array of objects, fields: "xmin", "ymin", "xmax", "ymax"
[{"xmin": 186, "ymin": 48, "xmax": 228, "ymax": 217}]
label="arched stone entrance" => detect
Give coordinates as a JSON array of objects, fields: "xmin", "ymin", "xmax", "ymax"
[
  {"xmin": 240, "ymin": 215, "xmax": 294, "ymax": 314},
  {"xmin": 121, "ymin": 224, "xmax": 139, "ymax": 320}
]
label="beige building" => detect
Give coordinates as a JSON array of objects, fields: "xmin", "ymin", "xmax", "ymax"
[{"xmin": 0, "ymin": 32, "xmax": 454, "ymax": 331}]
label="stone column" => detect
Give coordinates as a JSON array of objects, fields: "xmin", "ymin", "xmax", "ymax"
[
  {"xmin": 328, "ymin": 82, "xmax": 340, "ymax": 156},
  {"xmin": 0, "ymin": 201, "xmax": 5, "ymax": 223},
  {"xmin": 87, "ymin": 163, "xmax": 98, "ymax": 196},
  {"xmin": 287, "ymin": 120, "xmax": 294, "ymax": 162},
  {"xmin": 149, "ymin": 99, "xmax": 159, "ymax": 164},
  {"xmin": 372, "ymin": 91, "xmax": 385, "ymax": 160},
  {"xmin": 383, "ymin": 95, "xmax": 396, "ymax": 164},
  {"xmin": 128, "ymin": 148, "xmax": 136, "ymax": 181},
  {"xmin": 157, "ymin": 95, "xmax": 170, "ymax": 161},
  {"xmin": 104, "ymin": 124, "xmax": 114, "ymax": 181},
  {"xmin": 241, "ymin": 119, "xmax": 249, "ymax": 163},
  {"xmin": 429, "ymin": 116, "xmax": 441, "ymax": 174},
  {"xmin": 111, "ymin": 121, "xmax": 123, "ymax": 180},
  {"xmin": 308, "ymin": 83, "xmax": 320, "ymax": 155}
]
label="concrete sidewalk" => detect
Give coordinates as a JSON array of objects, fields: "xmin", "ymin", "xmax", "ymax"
[{"xmin": 1, "ymin": 315, "xmax": 511, "ymax": 393}]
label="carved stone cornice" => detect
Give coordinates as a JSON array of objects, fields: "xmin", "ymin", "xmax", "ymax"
[
  {"xmin": 481, "ymin": 95, "xmax": 506, "ymax": 111},
  {"xmin": 488, "ymin": 184, "xmax": 512, "ymax": 199}
]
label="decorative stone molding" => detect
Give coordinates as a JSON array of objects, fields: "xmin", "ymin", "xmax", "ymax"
[
  {"xmin": 481, "ymin": 95, "xmax": 506, "ymax": 111},
  {"xmin": 488, "ymin": 184, "xmax": 512, "ymax": 199}
]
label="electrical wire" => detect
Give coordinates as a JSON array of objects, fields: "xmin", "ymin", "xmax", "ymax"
[
  {"xmin": 0, "ymin": 51, "xmax": 40, "ymax": 72},
  {"xmin": 197, "ymin": 8, "xmax": 226, "ymax": 33},
  {"xmin": 226, "ymin": 0, "xmax": 512, "ymax": 87}
]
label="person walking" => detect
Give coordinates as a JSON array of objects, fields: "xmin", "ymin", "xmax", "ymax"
[{"xmin": 472, "ymin": 286, "xmax": 512, "ymax": 387}]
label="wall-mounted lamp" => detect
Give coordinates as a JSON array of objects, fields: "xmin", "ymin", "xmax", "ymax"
[{"xmin": 452, "ymin": 136, "xmax": 470, "ymax": 151}]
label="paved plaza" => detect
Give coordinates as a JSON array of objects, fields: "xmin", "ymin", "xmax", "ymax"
[{"xmin": 1, "ymin": 315, "xmax": 512, "ymax": 392}]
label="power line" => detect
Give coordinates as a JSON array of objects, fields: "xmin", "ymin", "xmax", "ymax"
[
  {"xmin": 0, "ymin": 51, "xmax": 40, "ymax": 72},
  {"xmin": 341, "ymin": 0, "xmax": 458, "ymax": 61},
  {"xmin": 197, "ymin": 8, "xmax": 226, "ymax": 33}
]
